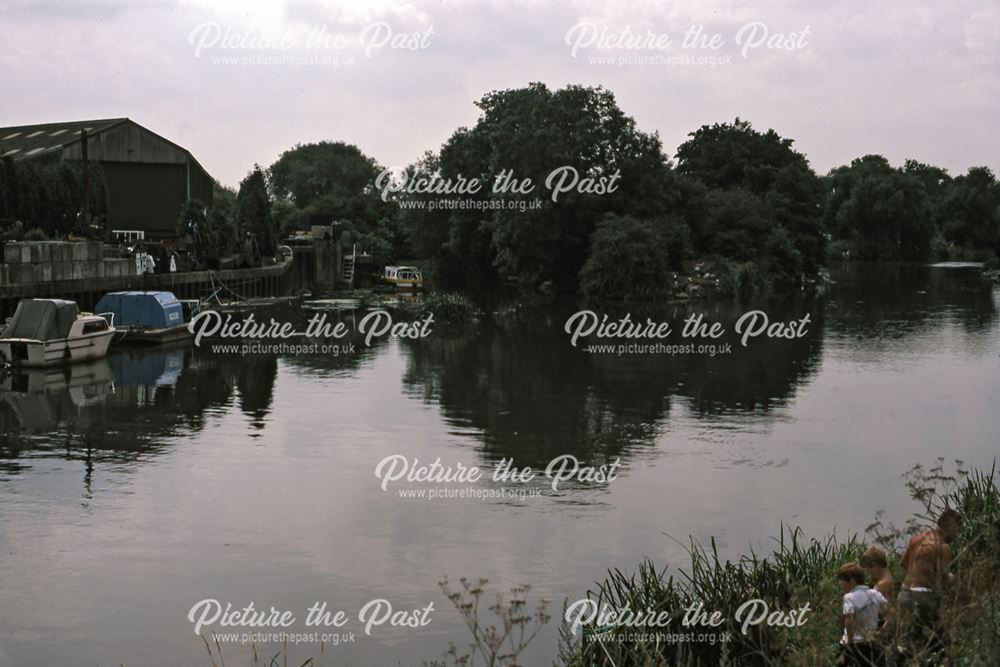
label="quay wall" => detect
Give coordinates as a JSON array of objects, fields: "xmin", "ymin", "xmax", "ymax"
[{"xmin": 0, "ymin": 241, "xmax": 298, "ymax": 318}]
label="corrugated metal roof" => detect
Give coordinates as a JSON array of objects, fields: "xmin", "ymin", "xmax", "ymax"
[{"xmin": 0, "ymin": 118, "xmax": 127, "ymax": 158}]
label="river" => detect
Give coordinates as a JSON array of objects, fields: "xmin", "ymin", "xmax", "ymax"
[{"xmin": 0, "ymin": 262, "xmax": 997, "ymax": 666}]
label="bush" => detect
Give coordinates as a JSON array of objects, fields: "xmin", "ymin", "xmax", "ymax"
[
  {"xmin": 930, "ymin": 233, "xmax": 954, "ymax": 261},
  {"xmin": 716, "ymin": 260, "xmax": 765, "ymax": 300},
  {"xmin": 579, "ymin": 214, "xmax": 677, "ymax": 302},
  {"xmin": 402, "ymin": 291, "xmax": 481, "ymax": 325}
]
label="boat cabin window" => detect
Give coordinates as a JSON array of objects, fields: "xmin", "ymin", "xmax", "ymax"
[{"xmin": 82, "ymin": 320, "xmax": 109, "ymax": 334}]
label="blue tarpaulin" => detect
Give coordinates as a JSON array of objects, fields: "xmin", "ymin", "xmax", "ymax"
[{"xmin": 95, "ymin": 292, "xmax": 184, "ymax": 329}]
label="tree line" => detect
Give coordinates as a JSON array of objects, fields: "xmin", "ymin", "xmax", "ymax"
[
  {"xmin": 3, "ymin": 82, "xmax": 998, "ymax": 301},
  {"xmin": 253, "ymin": 82, "xmax": 1000, "ymax": 300}
]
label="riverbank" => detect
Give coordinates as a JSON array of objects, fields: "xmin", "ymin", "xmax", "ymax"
[{"xmin": 557, "ymin": 461, "xmax": 999, "ymax": 667}]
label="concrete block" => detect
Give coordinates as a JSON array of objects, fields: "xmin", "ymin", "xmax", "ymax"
[
  {"xmin": 72, "ymin": 243, "xmax": 87, "ymax": 262},
  {"xmin": 38, "ymin": 243, "xmax": 52, "ymax": 264},
  {"xmin": 39, "ymin": 264, "xmax": 53, "ymax": 282},
  {"xmin": 9, "ymin": 264, "xmax": 32, "ymax": 283},
  {"xmin": 71, "ymin": 263, "xmax": 83, "ymax": 281},
  {"xmin": 4, "ymin": 243, "xmax": 22, "ymax": 264}
]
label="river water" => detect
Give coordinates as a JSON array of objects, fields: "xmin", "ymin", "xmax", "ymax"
[{"xmin": 0, "ymin": 262, "xmax": 997, "ymax": 666}]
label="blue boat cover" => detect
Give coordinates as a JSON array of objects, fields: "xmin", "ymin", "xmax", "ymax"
[{"xmin": 95, "ymin": 291, "xmax": 185, "ymax": 329}]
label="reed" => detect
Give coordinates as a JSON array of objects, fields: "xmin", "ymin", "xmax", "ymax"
[{"xmin": 559, "ymin": 459, "xmax": 1000, "ymax": 666}]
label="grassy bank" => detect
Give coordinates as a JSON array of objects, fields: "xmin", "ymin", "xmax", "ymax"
[{"xmin": 557, "ymin": 460, "xmax": 1000, "ymax": 667}]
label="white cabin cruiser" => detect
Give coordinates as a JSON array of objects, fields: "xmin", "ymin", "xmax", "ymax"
[{"xmin": 0, "ymin": 299, "xmax": 116, "ymax": 368}]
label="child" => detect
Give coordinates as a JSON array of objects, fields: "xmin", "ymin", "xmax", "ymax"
[
  {"xmin": 838, "ymin": 562, "xmax": 888, "ymax": 666},
  {"xmin": 860, "ymin": 546, "xmax": 895, "ymax": 602}
]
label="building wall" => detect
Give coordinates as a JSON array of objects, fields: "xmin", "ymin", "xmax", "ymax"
[
  {"xmin": 101, "ymin": 161, "xmax": 187, "ymax": 238},
  {"xmin": 61, "ymin": 120, "xmax": 215, "ymax": 239},
  {"xmin": 62, "ymin": 121, "xmax": 189, "ymax": 165}
]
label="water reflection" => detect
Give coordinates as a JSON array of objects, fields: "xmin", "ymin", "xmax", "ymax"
[
  {"xmin": 0, "ymin": 346, "xmax": 282, "ymax": 477},
  {"xmin": 0, "ymin": 263, "xmax": 995, "ymax": 481},
  {"xmin": 398, "ymin": 294, "xmax": 826, "ymax": 468},
  {"xmin": 826, "ymin": 262, "xmax": 997, "ymax": 345}
]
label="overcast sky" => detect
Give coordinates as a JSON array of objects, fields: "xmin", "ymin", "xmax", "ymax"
[{"xmin": 2, "ymin": 0, "xmax": 998, "ymax": 187}]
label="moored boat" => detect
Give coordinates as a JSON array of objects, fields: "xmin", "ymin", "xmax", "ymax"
[
  {"xmin": 383, "ymin": 266, "xmax": 423, "ymax": 291},
  {"xmin": 95, "ymin": 291, "xmax": 191, "ymax": 345},
  {"xmin": 0, "ymin": 299, "xmax": 116, "ymax": 367}
]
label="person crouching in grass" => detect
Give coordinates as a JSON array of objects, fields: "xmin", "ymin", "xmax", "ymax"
[{"xmin": 837, "ymin": 562, "xmax": 889, "ymax": 666}]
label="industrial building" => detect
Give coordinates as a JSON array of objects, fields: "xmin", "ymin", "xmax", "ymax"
[{"xmin": 0, "ymin": 118, "xmax": 214, "ymax": 240}]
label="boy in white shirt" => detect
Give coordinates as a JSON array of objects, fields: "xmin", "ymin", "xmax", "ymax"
[{"xmin": 837, "ymin": 562, "xmax": 888, "ymax": 666}]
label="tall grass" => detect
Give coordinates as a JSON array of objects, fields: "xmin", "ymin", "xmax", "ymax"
[
  {"xmin": 558, "ymin": 528, "xmax": 863, "ymax": 667},
  {"xmin": 559, "ymin": 460, "xmax": 1000, "ymax": 666}
]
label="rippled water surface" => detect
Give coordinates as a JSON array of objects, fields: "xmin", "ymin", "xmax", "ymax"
[{"xmin": 1, "ymin": 263, "xmax": 998, "ymax": 666}]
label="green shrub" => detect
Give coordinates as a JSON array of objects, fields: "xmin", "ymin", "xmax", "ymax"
[
  {"xmin": 403, "ymin": 291, "xmax": 481, "ymax": 325},
  {"xmin": 579, "ymin": 214, "xmax": 678, "ymax": 303}
]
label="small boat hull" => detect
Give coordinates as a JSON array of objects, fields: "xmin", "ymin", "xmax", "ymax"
[
  {"xmin": 0, "ymin": 330, "xmax": 116, "ymax": 368},
  {"xmin": 119, "ymin": 324, "xmax": 192, "ymax": 345}
]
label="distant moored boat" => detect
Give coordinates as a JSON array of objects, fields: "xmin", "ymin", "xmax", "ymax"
[
  {"xmin": 383, "ymin": 266, "xmax": 423, "ymax": 291},
  {"xmin": 95, "ymin": 291, "xmax": 191, "ymax": 345}
]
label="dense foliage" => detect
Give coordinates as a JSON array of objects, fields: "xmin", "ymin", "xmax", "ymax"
[
  {"xmin": 267, "ymin": 141, "xmax": 405, "ymax": 269},
  {"xmin": 0, "ymin": 156, "xmax": 108, "ymax": 237},
  {"xmin": 825, "ymin": 157, "xmax": 1000, "ymax": 261},
  {"xmin": 675, "ymin": 118, "xmax": 826, "ymax": 282},
  {"xmin": 396, "ymin": 88, "xmax": 830, "ymax": 300},
  {"xmin": 398, "ymin": 83, "xmax": 680, "ymax": 296},
  {"xmin": 236, "ymin": 166, "xmax": 276, "ymax": 258}
]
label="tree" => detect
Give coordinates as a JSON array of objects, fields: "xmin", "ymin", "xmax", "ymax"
[
  {"xmin": 675, "ymin": 118, "xmax": 813, "ymax": 195},
  {"xmin": 268, "ymin": 141, "xmax": 407, "ymax": 266},
  {"xmin": 824, "ymin": 156, "xmax": 935, "ymax": 260},
  {"xmin": 177, "ymin": 198, "xmax": 207, "ymax": 241},
  {"xmin": 407, "ymin": 82, "xmax": 677, "ymax": 295},
  {"xmin": 675, "ymin": 118, "xmax": 824, "ymax": 280},
  {"xmin": 268, "ymin": 141, "xmax": 389, "ymax": 222},
  {"xmin": 0, "ymin": 157, "xmax": 108, "ymax": 237},
  {"xmin": 938, "ymin": 167, "xmax": 1000, "ymax": 252},
  {"xmin": 236, "ymin": 166, "xmax": 276, "ymax": 257}
]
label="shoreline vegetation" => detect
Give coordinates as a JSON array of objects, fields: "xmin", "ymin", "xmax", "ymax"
[
  {"xmin": 554, "ymin": 460, "xmax": 1000, "ymax": 667},
  {"xmin": 191, "ymin": 460, "xmax": 999, "ymax": 667}
]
